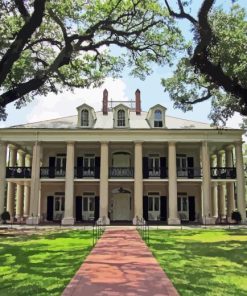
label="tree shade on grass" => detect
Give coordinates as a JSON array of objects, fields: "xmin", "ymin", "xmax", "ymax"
[
  {"xmin": 0, "ymin": 230, "xmax": 92, "ymax": 296},
  {"xmin": 149, "ymin": 229, "xmax": 247, "ymax": 296}
]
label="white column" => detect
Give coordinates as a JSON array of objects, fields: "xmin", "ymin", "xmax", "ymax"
[
  {"xmin": 201, "ymin": 141, "xmax": 213, "ymax": 223},
  {"xmin": 99, "ymin": 142, "xmax": 110, "ymax": 224},
  {"xmin": 0, "ymin": 142, "xmax": 7, "ymax": 215},
  {"xmin": 217, "ymin": 151, "xmax": 226, "ymax": 218},
  {"xmin": 23, "ymin": 155, "xmax": 31, "ymax": 217},
  {"xmin": 168, "ymin": 142, "xmax": 180, "ymax": 225},
  {"xmin": 235, "ymin": 141, "xmax": 246, "ymax": 223},
  {"xmin": 6, "ymin": 145, "xmax": 17, "ymax": 219},
  {"xmin": 211, "ymin": 156, "xmax": 218, "ymax": 217},
  {"xmin": 16, "ymin": 150, "xmax": 25, "ymax": 221},
  {"xmin": 225, "ymin": 146, "xmax": 235, "ymax": 219},
  {"xmin": 62, "ymin": 142, "xmax": 75, "ymax": 225},
  {"xmin": 133, "ymin": 141, "xmax": 143, "ymax": 224},
  {"xmin": 26, "ymin": 142, "xmax": 41, "ymax": 225}
]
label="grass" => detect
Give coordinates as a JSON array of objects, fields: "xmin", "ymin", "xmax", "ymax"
[
  {"xmin": 149, "ymin": 228, "xmax": 247, "ymax": 296},
  {"xmin": 0, "ymin": 229, "xmax": 93, "ymax": 296}
]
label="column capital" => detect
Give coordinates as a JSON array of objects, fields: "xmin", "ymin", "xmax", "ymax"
[
  {"xmin": 217, "ymin": 150, "xmax": 225, "ymax": 156},
  {"xmin": 168, "ymin": 141, "xmax": 176, "ymax": 146},
  {"xmin": 67, "ymin": 141, "xmax": 75, "ymax": 145},
  {"xmin": 100, "ymin": 141, "xmax": 109, "ymax": 145},
  {"xmin": 18, "ymin": 149, "xmax": 26, "ymax": 155},
  {"xmin": 225, "ymin": 145, "xmax": 234, "ymax": 151},
  {"xmin": 134, "ymin": 141, "xmax": 143, "ymax": 145},
  {"xmin": 8, "ymin": 144, "xmax": 17, "ymax": 151},
  {"xmin": 235, "ymin": 141, "xmax": 244, "ymax": 147}
]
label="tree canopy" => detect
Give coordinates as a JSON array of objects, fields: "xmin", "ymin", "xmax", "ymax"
[
  {"xmin": 162, "ymin": 0, "xmax": 247, "ymax": 125},
  {"xmin": 0, "ymin": 0, "xmax": 183, "ymax": 120}
]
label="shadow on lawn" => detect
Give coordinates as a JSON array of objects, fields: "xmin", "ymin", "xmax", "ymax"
[
  {"xmin": 150, "ymin": 229, "xmax": 247, "ymax": 296},
  {"xmin": 0, "ymin": 231, "xmax": 92, "ymax": 296}
]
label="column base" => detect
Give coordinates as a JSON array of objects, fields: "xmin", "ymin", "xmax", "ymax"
[
  {"xmin": 26, "ymin": 216, "xmax": 40, "ymax": 225},
  {"xmin": 132, "ymin": 216, "xmax": 145, "ymax": 225},
  {"xmin": 168, "ymin": 218, "xmax": 181, "ymax": 225},
  {"xmin": 202, "ymin": 217, "xmax": 216, "ymax": 225},
  {"xmin": 97, "ymin": 216, "xmax": 110, "ymax": 225},
  {"xmin": 61, "ymin": 217, "xmax": 75, "ymax": 225}
]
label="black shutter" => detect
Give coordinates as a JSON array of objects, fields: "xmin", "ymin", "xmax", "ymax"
[
  {"xmin": 187, "ymin": 157, "xmax": 194, "ymax": 178},
  {"xmin": 143, "ymin": 157, "xmax": 149, "ymax": 178},
  {"xmin": 189, "ymin": 196, "xmax": 195, "ymax": 221},
  {"xmin": 160, "ymin": 157, "xmax": 167, "ymax": 178},
  {"xmin": 77, "ymin": 157, "xmax": 83, "ymax": 178},
  {"xmin": 76, "ymin": 196, "xmax": 82, "ymax": 221},
  {"xmin": 94, "ymin": 196, "xmax": 100, "ymax": 221},
  {"xmin": 49, "ymin": 157, "xmax": 55, "ymax": 178},
  {"xmin": 95, "ymin": 157, "xmax": 100, "ymax": 179},
  {"xmin": 143, "ymin": 196, "xmax": 149, "ymax": 221},
  {"xmin": 47, "ymin": 196, "xmax": 54, "ymax": 221},
  {"xmin": 160, "ymin": 196, "xmax": 167, "ymax": 221}
]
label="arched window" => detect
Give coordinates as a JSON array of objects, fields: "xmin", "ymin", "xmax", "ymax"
[
  {"xmin": 81, "ymin": 109, "xmax": 89, "ymax": 126},
  {"xmin": 117, "ymin": 109, "xmax": 125, "ymax": 127},
  {"xmin": 154, "ymin": 110, "xmax": 163, "ymax": 127}
]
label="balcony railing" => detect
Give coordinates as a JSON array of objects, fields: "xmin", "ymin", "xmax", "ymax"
[
  {"xmin": 147, "ymin": 167, "xmax": 168, "ymax": 178},
  {"xmin": 210, "ymin": 167, "xmax": 236, "ymax": 179},
  {"xmin": 177, "ymin": 167, "xmax": 202, "ymax": 178},
  {"xmin": 109, "ymin": 167, "xmax": 134, "ymax": 178},
  {"xmin": 6, "ymin": 167, "xmax": 31, "ymax": 178},
  {"xmin": 74, "ymin": 167, "xmax": 99, "ymax": 178},
  {"xmin": 40, "ymin": 167, "xmax": 66, "ymax": 178}
]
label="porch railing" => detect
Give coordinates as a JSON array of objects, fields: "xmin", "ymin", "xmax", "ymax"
[
  {"xmin": 74, "ymin": 167, "xmax": 99, "ymax": 178},
  {"xmin": 40, "ymin": 167, "xmax": 66, "ymax": 178},
  {"xmin": 6, "ymin": 167, "xmax": 32, "ymax": 178},
  {"xmin": 210, "ymin": 167, "xmax": 236, "ymax": 179},
  {"xmin": 109, "ymin": 167, "xmax": 134, "ymax": 178},
  {"xmin": 177, "ymin": 167, "xmax": 202, "ymax": 178}
]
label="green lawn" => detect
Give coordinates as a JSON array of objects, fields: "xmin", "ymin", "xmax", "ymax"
[
  {"xmin": 149, "ymin": 229, "xmax": 247, "ymax": 296},
  {"xmin": 0, "ymin": 230, "xmax": 92, "ymax": 296}
]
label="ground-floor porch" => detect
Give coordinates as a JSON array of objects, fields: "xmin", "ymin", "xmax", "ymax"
[{"xmin": 4, "ymin": 178, "xmax": 241, "ymax": 225}]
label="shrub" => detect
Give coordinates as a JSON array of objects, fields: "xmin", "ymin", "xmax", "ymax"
[
  {"xmin": 1, "ymin": 211, "xmax": 10, "ymax": 223},
  {"xmin": 231, "ymin": 210, "xmax": 242, "ymax": 224}
]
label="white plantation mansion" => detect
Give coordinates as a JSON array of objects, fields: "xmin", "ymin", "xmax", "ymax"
[{"xmin": 0, "ymin": 89, "xmax": 246, "ymax": 225}]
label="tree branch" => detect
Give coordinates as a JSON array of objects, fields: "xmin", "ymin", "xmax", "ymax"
[
  {"xmin": 14, "ymin": 0, "xmax": 30, "ymax": 21},
  {"xmin": 0, "ymin": 0, "xmax": 46, "ymax": 86},
  {"xmin": 164, "ymin": 0, "xmax": 197, "ymax": 25}
]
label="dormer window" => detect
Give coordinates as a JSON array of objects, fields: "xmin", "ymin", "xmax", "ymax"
[
  {"xmin": 81, "ymin": 109, "xmax": 89, "ymax": 126},
  {"xmin": 154, "ymin": 110, "xmax": 163, "ymax": 127},
  {"xmin": 117, "ymin": 109, "xmax": 125, "ymax": 127}
]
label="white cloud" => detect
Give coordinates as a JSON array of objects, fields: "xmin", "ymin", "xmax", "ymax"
[{"xmin": 27, "ymin": 78, "xmax": 129, "ymax": 123}]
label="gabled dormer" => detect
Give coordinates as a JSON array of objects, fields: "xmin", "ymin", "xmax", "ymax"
[
  {"xmin": 146, "ymin": 104, "xmax": 167, "ymax": 128},
  {"xmin": 113, "ymin": 103, "xmax": 130, "ymax": 128},
  {"xmin": 77, "ymin": 103, "xmax": 96, "ymax": 128}
]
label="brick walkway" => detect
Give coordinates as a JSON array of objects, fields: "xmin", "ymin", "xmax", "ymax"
[{"xmin": 62, "ymin": 229, "xmax": 179, "ymax": 296}]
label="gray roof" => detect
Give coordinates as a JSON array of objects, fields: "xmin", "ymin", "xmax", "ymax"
[{"xmin": 10, "ymin": 111, "xmax": 213, "ymax": 129}]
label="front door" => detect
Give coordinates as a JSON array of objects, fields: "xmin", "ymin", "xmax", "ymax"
[
  {"xmin": 178, "ymin": 195, "xmax": 189, "ymax": 221},
  {"xmin": 54, "ymin": 196, "xmax": 65, "ymax": 220},
  {"xmin": 112, "ymin": 193, "xmax": 131, "ymax": 221}
]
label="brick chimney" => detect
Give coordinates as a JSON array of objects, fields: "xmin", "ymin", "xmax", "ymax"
[
  {"xmin": 135, "ymin": 89, "xmax": 141, "ymax": 115},
  {"xmin": 103, "ymin": 89, "xmax": 108, "ymax": 115}
]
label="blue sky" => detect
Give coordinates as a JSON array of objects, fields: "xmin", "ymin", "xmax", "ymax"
[{"xmin": 1, "ymin": 0, "xmax": 246, "ymax": 128}]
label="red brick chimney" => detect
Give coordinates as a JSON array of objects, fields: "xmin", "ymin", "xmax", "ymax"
[
  {"xmin": 135, "ymin": 89, "xmax": 141, "ymax": 115},
  {"xmin": 103, "ymin": 89, "xmax": 108, "ymax": 115}
]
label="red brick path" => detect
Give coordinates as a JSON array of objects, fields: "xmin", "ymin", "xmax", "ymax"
[{"xmin": 62, "ymin": 229, "xmax": 179, "ymax": 296}]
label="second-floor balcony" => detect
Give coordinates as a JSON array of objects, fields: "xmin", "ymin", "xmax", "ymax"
[
  {"xmin": 109, "ymin": 167, "xmax": 134, "ymax": 178},
  {"xmin": 74, "ymin": 167, "xmax": 100, "ymax": 178},
  {"xmin": 211, "ymin": 167, "xmax": 236, "ymax": 179},
  {"xmin": 6, "ymin": 167, "xmax": 31, "ymax": 178},
  {"xmin": 177, "ymin": 167, "xmax": 202, "ymax": 178},
  {"xmin": 40, "ymin": 167, "xmax": 66, "ymax": 178}
]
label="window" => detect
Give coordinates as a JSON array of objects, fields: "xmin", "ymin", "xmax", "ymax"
[
  {"xmin": 148, "ymin": 154, "xmax": 160, "ymax": 177},
  {"xmin": 177, "ymin": 194, "xmax": 188, "ymax": 220},
  {"xmin": 54, "ymin": 196, "xmax": 65, "ymax": 220},
  {"xmin": 154, "ymin": 110, "xmax": 163, "ymax": 127},
  {"xmin": 81, "ymin": 109, "xmax": 89, "ymax": 126},
  {"xmin": 148, "ymin": 196, "xmax": 160, "ymax": 211},
  {"xmin": 117, "ymin": 109, "xmax": 125, "ymax": 127},
  {"xmin": 83, "ymin": 197, "xmax": 95, "ymax": 212},
  {"xmin": 176, "ymin": 155, "xmax": 187, "ymax": 177},
  {"xmin": 83, "ymin": 154, "xmax": 95, "ymax": 177}
]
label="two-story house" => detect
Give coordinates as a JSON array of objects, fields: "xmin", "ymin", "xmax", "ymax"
[{"xmin": 0, "ymin": 89, "xmax": 246, "ymax": 225}]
